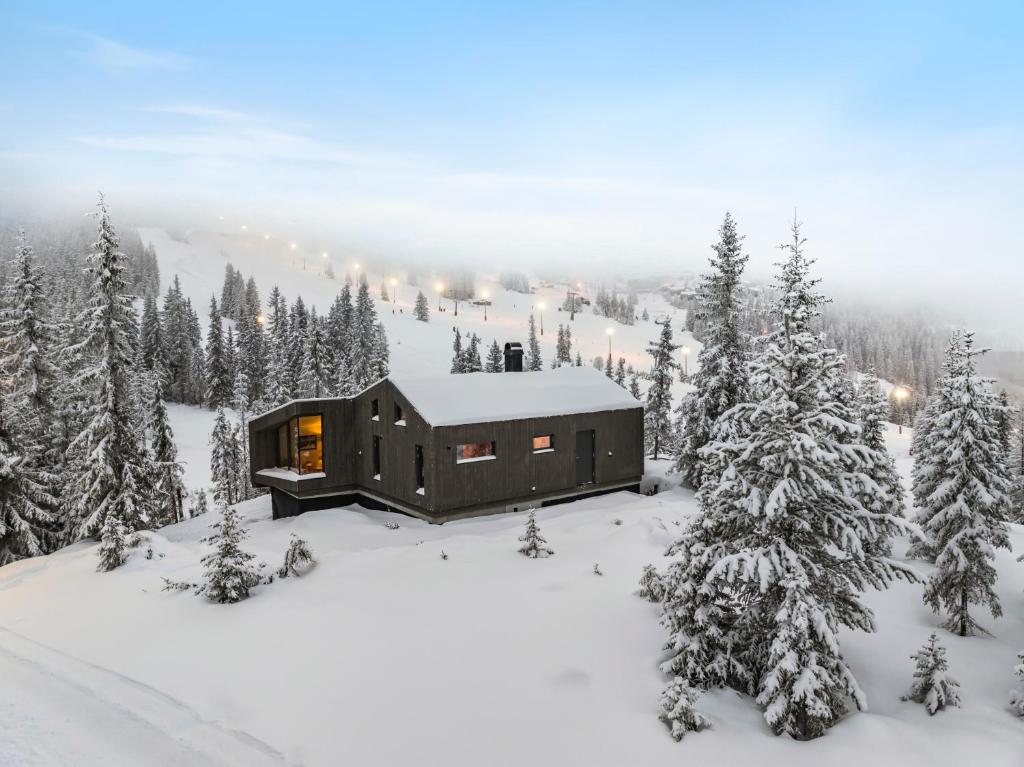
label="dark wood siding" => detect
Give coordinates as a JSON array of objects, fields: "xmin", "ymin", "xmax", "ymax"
[
  {"xmin": 250, "ymin": 381, "xmax": 643, "ymax": 521},
  {"xmin": 430, "ymin": 407, "xmax": 642, "ymax": 513}
]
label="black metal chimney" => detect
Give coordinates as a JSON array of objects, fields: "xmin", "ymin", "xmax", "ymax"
[{"xmin": 503, "ymin": 342, "xmax": 524, "ymax": 372}]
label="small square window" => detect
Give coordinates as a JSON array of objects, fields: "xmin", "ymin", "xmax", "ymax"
[
  {"xmin": 394, "ymin": 403, "xmax": 405, "ymax": 425},
  {"xmin": 532, "ymin": 435, "xmax": 554, "ymax": 453}
]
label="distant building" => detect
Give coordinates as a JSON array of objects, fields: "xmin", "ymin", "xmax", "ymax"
[{"xmin": 248, "ymin": 357, "xmax": 644, "ymax": 523}]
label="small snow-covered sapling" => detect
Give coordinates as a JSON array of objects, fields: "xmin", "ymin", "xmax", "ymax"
[
  {"xmin": 659, "ymin": 677, "xmax": 710, "ymax": 741},
  {"xmin": 901, "ymin": 633, "xmax": 961, "ymax": 714},
  {"xmin": 441, "ymin": 550, "xmax": 449, "ymax": 561},
  {"xmin": 635, "ymin": 564, "xmax": 665, "ymax": 602},
  {"xmin": 518, "ymin": 510, "xmax": 553, "ymax": 558},
  {"xmin": 278, "ymin": 534, "xmax": 316, "ymax": 578},
  {"xmin": 593, "ymin": 563, "xmax": 603, "ymax": 576},
  {"xmin": 1010, "ymin": 652, "xmax": 1024, "ymax": 717},
  {"xmin": 384, "ymin": 519, "xmax": 400, "ymax": 530}
]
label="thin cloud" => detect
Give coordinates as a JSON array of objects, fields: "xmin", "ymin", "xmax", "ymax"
[{"xmin": 55, "ymin": 28, "xmax": 191, "ymax": 72}]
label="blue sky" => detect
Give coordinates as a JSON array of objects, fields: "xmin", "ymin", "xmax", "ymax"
[{"xmin": 1, "ymin": 1, "xmax": 1022, "ymax": 326}]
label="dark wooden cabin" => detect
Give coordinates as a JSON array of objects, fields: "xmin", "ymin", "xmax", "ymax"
[{"xmin": 248, "ymin": 362, "xmax": 644, "ymax": 523}]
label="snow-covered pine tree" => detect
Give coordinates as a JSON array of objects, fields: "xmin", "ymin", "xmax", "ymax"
[
  {"xmin": 673, "ymin": 212, "xmax": 749, "ymax": 489},
  {"xmin": 575, "ymin": 351, "xmax": 583, "ymax": 367},
  {"xmin": 380, "ymin": 281, "xmax": 389, "ymax": 302},
  {"xmin": 901, "ymin": 634, "xmax": 961, "ymax": 714},
  {"xmin": 325, "ymin": 284, "xmax": 354, "ymax": 394},
  {"xmin": 463, "ymin": 333, "xmax": 482, "ymax": 373},
  {"xmin": 0, "ymin": 394, "xmax": 55, "ymax": 565},
  {"xmin": 659, "ymin": 678, "xmax": 710, "ymax": 741},
  {"xmin": 605, "ymin": 351, "xmax": 613, "ymax": 378},
  {"xmin": 518, "ymin": 510, "xmax": 553, "ymax": 558},
  {"xmin": 916, "ymin": 331, "xmax": 1011, "ymax": 636},
  {"xmin": 370, "ymin": 322, "xmax": 390, "ymax": 382},
  {"xmin": 526, "ymin": 314, "xmax": 542, "ymax": 371},
  {"xmin": 297, "ymin": 312, "xmax": 331, "ymax": 398},
  {"xmin": 148, "ymin": 376, "xmax": 184, "ymax": 526},
  {"xmin": 1010, "ymin": 404, "xmax": 1024, "ymax": 522},
  {"xmin": 485, "ymin": 339, "xmax": 503, "ymax": 372},
  {"xmin": 414, "ymin": 291, "xmax": 430, "ymax": 321},
  {"xmin": 1010, "ymin": 652, "xmax": 1024, "ymax": 717},
  {"xmin": 286, "ymin": 296, "xmax": 309, "ymax": 397},
  {"xmin": 198, "ymin": 498, "xmax": 262, "ymax": 603},
  {"xmin": 210, "ymin": 407, "xmax": 241, "ymax": 506},
  {"xmin": 629, "ymin": 374, "xmax": 641, "ymax": 400},
  {"xmin": 644, "ymin": 319, "xmax": 679, "ymax": 460},
  {"xmin": 658, "ymin": 219, "xmax": 918, "ymax": 739},
  {"xmin": 278, "ymin": 533, "xmax": 316, "ymax": 577},
  {"xmin": 853, "ymin": 368, "xmax": 904, "ymax": 555},
  {"xmin": 614, "ymin": 357, "xmax": 626, "ymax": 387},
  {"xmin": 205, "ymin": 295, "xmax": 232, "ymax": 408},
  {"xmin": 67, "ymin": 196, "xmax": 155, "ymax": 570},
  {"xmin": 139, "ymin": 292, "xmax": 165, "ymax": 373},
  {"xmin": 450, "ymin": 328, "xmax": 465, "ymax": 373},
  {"xmin": 350, "ymin": 277, "xmax": 385, "ymax": 389},
  {"xmin": 0, "ymin": 229, "xmax": 60, "ymax": 542}
]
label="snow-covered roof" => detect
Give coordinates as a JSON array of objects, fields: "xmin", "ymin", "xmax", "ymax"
[{"xmin": 390, "ymin": 367, "xmax": 641, "ymax": 427}]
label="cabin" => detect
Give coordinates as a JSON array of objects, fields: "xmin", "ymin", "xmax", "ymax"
[{"xmin": 248, "ymin": 348, "xmax": 644, "ymax": 523}]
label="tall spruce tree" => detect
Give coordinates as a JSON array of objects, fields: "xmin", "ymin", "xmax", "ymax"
[
  {"xmin": 674, "ymin": 212, "xmax": 749, "ymax": 488},
  {"xmin": 658, "ymin": 220, "xmax": 917, "ymax": 739},
  {"xmin": 205, "ymin": 296, "xmax": 232, "ymax": 408},
  {"xmin": 414, "ymin": 291, "xmax": 430, "ymax": 321},
  {"xmin": 67, "ymin": 196, "xmax": 155, "ymax": 570},
  {"xmin": 148, "ymin": 376, "xmax": 184, "ymax": 526},
  {"xmin": 298, "ymin": 312, "xmax": 331, "ymax": 398},
  {"xmin": 644, "ymin": 319, "xmax": 679, "ymax": 460},
  {"xmin": 210, "ymin": 407, "xmax": 241, "ymax": 506},
  {"xmin": 526, "ymin": 314, "xmax": 542, "ymax": 371},
  {"xmin": 914, "ymin": 331, "xmax": 1011, "ymax": 636},
  {"xmin": 0, "ymin": 394, "xmax": 56, "ymax": 564},
  {"xmin": 450, "ymin": 328, "xmax": 465, "ymax": 373}
]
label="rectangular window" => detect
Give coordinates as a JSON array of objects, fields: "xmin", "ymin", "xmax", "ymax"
[
  {"xmin": 372, "ymin": 435, "xmax": 381, "ymax": 479},
  {"xmin": 276, "ymin": 415, "xmax": 323, "ymax": 475},
  {"xmin": 532, "ymin": 434, "xmax": 554, "ymax": 453},
  {"xmin": 371, "ymin": 399, "xmax": 380, "ymax": 420},
  {"xmin": 297, "ymin": 415, "xmax": 323, "ymax": 474},
  {"xmin": 456, "ymin": 441, "xmax": 496, "ymax": 464},
  {"xmin": 415, "ymin": 445, "xmax": 425, "ymax": 493},
  {"xmin": 394, "ymin": 403, "xmax": 405, "ymax": 425}
]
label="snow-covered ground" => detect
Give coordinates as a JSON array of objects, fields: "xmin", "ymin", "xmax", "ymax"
[{"xmin": 2, "ymin": 425, "xmax": 1023, "ymax": 766}]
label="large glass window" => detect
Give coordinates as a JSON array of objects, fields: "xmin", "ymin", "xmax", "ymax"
[
  {"xmin": 276, "ymin": 414, "xmax": 324, "ymax": 475},
  {"xmin": 456, "ymin": 441, "xmax": 496, "ymax": 464}
]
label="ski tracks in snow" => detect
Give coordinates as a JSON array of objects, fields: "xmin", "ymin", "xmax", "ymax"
[{"xmin": 0, "ymin": 625, "xmax": 289, "ymax": 767}]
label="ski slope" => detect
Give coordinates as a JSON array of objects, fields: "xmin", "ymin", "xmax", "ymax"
[
  {"xmin": 137, "ymin": 227, "xmax": 695, "ymax": 382},
  {"xmin": 1, "ymin": 426, "xmax": 1022, "ymax": 766}
]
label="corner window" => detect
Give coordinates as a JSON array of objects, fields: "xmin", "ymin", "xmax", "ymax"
[
  {"xmin": 532, "ymin": 434, "xmax": 555, "ymax": 453},
  {"xmin": 394, "ymin": 403, "xmax": 405, "ymax": 425},
  {"xmin": 371, "ymin": 398, "xmax": 380, "ymax": 420},
  {"xmin": 456, "ymin": 441, "xmax": 496, "ymax": 464},
  {"xmin": 276, "ymin": 414, "xmax": 324, "ymax": 475}
]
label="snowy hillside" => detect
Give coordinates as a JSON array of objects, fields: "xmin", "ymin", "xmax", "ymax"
[
  {"xmin": 138, "ymin": 227, "xmax": 695, "ymax": 382},
  {"xmin": 2, "ymin": 427, "xmax": 1022, "ymax": 766}
]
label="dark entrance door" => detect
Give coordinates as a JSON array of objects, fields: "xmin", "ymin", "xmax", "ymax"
[{"xmin": 575, "ymin": 429, "xmax": 595, "ymax": 485}]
